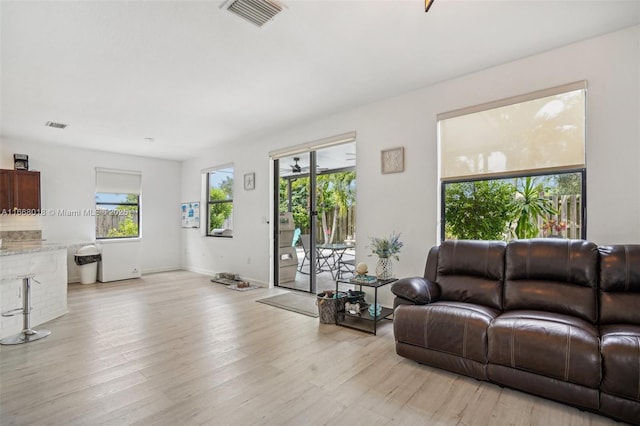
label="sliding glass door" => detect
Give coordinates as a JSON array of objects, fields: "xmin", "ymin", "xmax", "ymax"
[{"xmin": 274, "ymin": 142, "xmax": 356, "ymax": 294}]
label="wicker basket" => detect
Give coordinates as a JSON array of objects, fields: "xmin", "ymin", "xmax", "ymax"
[{"xmin": 317, "ymin": 292, "xmax": 346, "ymax": 324}]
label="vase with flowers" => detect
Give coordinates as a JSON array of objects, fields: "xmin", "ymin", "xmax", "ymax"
[
  {"xmin": 369, "ymin": 232, "xmax": 403, "ymax": 280},
  {"xmin": 542, "ymin": 218, "xmax": 567, "ymax": 238}
]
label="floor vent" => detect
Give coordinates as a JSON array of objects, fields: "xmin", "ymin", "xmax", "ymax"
[{"xmin": 223, "ymin": 0, "xmax": 284, "ymax": 27}]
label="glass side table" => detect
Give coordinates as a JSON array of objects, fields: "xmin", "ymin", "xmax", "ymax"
[{"xmin": 335, "ymin": 276, "xmax": 397, "ymax": 335}]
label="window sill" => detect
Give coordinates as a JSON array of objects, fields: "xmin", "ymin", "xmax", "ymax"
[{"xmin": 96, "ymin": 237, "xmax": 141, "ymax": 244}]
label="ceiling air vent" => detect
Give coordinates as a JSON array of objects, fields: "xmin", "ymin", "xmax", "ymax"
[
  {"xmin": 223, "ymin": 0, "xmax": 284, "ymax": 27},
  {"xmin": 45, "ymin": 121, "xmax": 68, "ymax": 129}
]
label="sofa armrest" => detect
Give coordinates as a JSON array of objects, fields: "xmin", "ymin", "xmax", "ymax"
[{"xmin": 391, "ymin": 276, "xmax": 440, "ymax": 305}]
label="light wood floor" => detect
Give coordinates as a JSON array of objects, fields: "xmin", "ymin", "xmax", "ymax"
[{"xmin": 0, "ymin": 271, "xmax": 619, "ymax": 425}]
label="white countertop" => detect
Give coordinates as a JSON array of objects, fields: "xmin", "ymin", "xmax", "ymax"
[{"xmin": 0, "ymin": 241, "xmax": 93, "ymax": 256}]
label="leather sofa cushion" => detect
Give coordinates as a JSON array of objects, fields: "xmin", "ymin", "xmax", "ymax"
[
  {"xmin": 423, "ymin": 245, "xmax": 439, "ymax": 283},
  {"xmin": 504, "ymin": 239, "xmax": 598, "ymax": 323},
  {"xmin": 600, "ymin": 245, "xmax": 640, "ymax": 292},
  {"xmin": 437, "ymin": 240, "xmax": 506, "ymax": 310},
  {"xmin": 600, "ymin": 292, "xmax": 640, "ymax": 326},
  {"xmin": 601, "ymin": 324, "xmax": 640, "ymax": 401},
  {"xmin": 599, "ymin": 245, "xmax": 640, "ymax": 325},
  {"xmin": 488, "ymin": 310, "xmax": 600, "ymax": 388},
  {"xmin": 505, "ymin": 239, "xmax": 598, "ymax": 285},
  {"xmin": 504, "ymin": 280, "xmax": 597, "ymax": 323},
  {"xmin": 394, "ymin": 302, "xmax": 500, "ymax": 364},
  {"xmin": 391, "ymin": 277, "xmax": 440, "ymax": 305}
]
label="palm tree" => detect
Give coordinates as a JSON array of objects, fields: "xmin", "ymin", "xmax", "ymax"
[{"xmin": 509, "ymin": 176, "xmax": 557, "ymax": 239}]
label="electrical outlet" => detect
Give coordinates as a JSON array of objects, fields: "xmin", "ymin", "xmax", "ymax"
[{"xmin": 247, "ymin": 257, "xmax": 251, "ymax": 264}]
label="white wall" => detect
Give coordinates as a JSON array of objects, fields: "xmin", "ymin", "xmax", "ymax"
[
  {"xmin": 181, "ymin": 25, "xmax": 640, "ymax": 306},
  {"xmin": 0, "ymin": 139, "xmax": 182, "ymax": 280}
]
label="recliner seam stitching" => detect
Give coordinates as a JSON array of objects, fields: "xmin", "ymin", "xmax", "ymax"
[
  {"xmin": 636, "ymin": 336, "xmax": 640, "ymax": 401},
  {"xmin": 424, "ymin": 309, "xmax": 430, "ymax": 349},
  {"xmin": 463, "ymin": 317, "xmax": 468, "ymax": 358},
  {"xmin": 510, "ymin": 319, "xmax": 516, "ymax": 368},
  {"xmin": 565, "ymin": 324, "xmax": 571, "ymax": 382},
  {"xmin": 625, "ymin": 246, "xmax": 630, "ymax": 292}
]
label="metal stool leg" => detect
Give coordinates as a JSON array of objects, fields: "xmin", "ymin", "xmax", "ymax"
[{"xmin": 1, "ymin": 275, "xmax": 51, "ymax": 345}]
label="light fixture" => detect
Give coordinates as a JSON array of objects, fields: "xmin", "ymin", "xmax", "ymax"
[{"xmin": 425, "ymin": 0, "xmax": 434, "ymax": 13}]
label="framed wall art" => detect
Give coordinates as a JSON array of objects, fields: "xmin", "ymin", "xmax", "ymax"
[
  {"xmin": 244, "ymin": 172, "xmax": 255, "ymax": 190},
  {"xmin": 381, "ymin": 147, "xmax": 404, "ymax": 174}
]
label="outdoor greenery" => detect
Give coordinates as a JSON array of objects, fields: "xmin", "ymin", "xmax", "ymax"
[
  {"xmin": 316, "ymin": 172, "xmax": 356, "ymax": 244},
  {"xmin": 444, "ymin": 180, "xmax": 515, "ymax": 240},
  {"xmin": 280, "ymin": 171, "xmax": 356, "ymax": 244},
  {"xmin": 444, "ymin": 172, "xmax": 580, "ymax": 241},
  {"xmin": 209, "ymin": 186, "xmax": 233, "ymax": 231},
  {"xmin": 280, "ymin": 177, "xmax": 310, "ymax": 232},
  {"xmin": 106, "ymin": 214, "xmax": 138, "ymax": 237},
  {"xmin": 104, "ymin": 194, "xmax": 139, "ymax": 238},
  {"xmin": 509, "ymin": 176, "xmax": 557, "ymax": 239}
]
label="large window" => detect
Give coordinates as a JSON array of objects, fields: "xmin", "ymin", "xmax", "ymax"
[
  {"xmin": 443, "ymin": 170, "xmax": 585, "ymax": 241},
  {"xmin": 439, "ymin": 82, "xmax": 586, "ymax": 241},
  {"xmin": 95, "ymin": 168, "xmax": 141, "ymax": 239},
  {"xmin": 207, "ymin": 165, "xmax": 234, "ymax": 237}
]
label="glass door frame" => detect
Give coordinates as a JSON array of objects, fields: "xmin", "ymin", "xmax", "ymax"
[{"xmin": 273, "ymin": 151, "xmax": 319, "ymax": 294}]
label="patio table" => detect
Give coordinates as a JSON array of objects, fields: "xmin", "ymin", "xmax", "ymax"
[{"xmin": 316, "ymin": 243, "xmax": 351, "ymax": 279}]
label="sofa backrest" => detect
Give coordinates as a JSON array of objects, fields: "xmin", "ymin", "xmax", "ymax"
[
  {"xmin": 436, "ymin": 240, "xmax": 506, "ymax": 310},
  {"xmin": 599, "ymin": 244, "xmax": 640, "ymax": 325},
  {"xmin": 504, "ymin": 239, "xmax": 599, "ymax": 323},
  {"xmin": 423, "ymin": 245, "xmax": 439, "ymax": 283}
]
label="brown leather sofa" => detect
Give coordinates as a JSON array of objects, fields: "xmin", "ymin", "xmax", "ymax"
[{"xmin": 391, "ymin": 238, "xmax": 640, "ymax": 425}]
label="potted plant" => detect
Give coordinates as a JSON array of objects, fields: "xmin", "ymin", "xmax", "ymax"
[{"xmin": 369, "ymin": 232, "xmax": 403, "ymax": 279}]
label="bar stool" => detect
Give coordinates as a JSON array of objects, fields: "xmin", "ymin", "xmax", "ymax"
[{"xmin": 1, "ymin": 274, "xmax": 51, "ymax": 345}]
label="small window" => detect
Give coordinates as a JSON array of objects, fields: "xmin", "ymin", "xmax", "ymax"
[
  {"xmin": 95, "ymin": 168, "xmax": 141, "ymax": 239},
  {"xmin": 207, "ymin": 165, "xmax": 234, "ymax": 237},
  {"xmin": 96, "ymin": 193, "xmax": 140, "ymax": 239}
]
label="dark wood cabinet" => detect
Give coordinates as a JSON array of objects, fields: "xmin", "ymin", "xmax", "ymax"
[
  {"xmin": 0, "ymin": 170, "xmax": 41, "ymax": 213},
  {"xmin": 0, "ymin": 170, "xmax": 11, "ymax": 211}
]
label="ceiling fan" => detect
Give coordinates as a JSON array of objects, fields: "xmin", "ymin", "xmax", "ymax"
[
  {"xmin": 291, "ymin": 157, "xmax": 302, "ymax": 173},
  {"xmin": 286, "ymin": 157, "xmax": 327, "ymax": 174}
]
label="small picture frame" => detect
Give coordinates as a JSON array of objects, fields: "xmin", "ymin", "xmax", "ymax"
[
  {"xmin": 244, "ymin": 172, "xmax": 255, "ymax": 190},
  {"xmin": 381, "ymin": 147, "xmax": 404, "ymax": 174}
]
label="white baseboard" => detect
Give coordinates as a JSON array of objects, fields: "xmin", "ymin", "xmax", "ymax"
[{"xmin": 142, "ymin": 266, "xmax": 182, "ymax": 275}]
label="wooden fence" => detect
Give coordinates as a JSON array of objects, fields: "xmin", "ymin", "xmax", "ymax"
[
  {"xmin": 96, "ymin": 210, "xmax": 138, "ymax": 237},
  {"xmin": 536, "ymin": 194, "xmax": 582, "ymax": 239},
  {"xmin": 312, "ymin": 205, "xmax": 357, "ymax": 244}
]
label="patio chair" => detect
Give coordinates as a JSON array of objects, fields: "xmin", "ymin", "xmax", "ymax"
[
  {"xmin": 337, "ymin": 258, "xmax": 355, "ymax": 279},
  {"xmin": 292, "ymin": 228, "xmax": 301, "ymax": 247},
  {"xmin": 297, "ymin": 234, "xmax": 334, "ymax": 275}
]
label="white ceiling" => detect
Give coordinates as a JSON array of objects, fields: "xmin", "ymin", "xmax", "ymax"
[{"xmin": 2, "ymin": 0, "xmax": 639, "ymax": 161}]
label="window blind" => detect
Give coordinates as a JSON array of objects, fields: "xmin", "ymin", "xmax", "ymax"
[
  {"xmin": 269, "ymin": 131, "xmax": 356, "ymax": 160},
  {"xmin": 438, "ymin": 81, "xmax": 586, "ymax": 180},
  {"xmin": 95, "ymin": 168, "xmax": 141, "ymax": 194}
]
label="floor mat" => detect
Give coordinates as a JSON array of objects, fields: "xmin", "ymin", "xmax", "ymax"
[{"xmin": 256, "ymin": 292, "xmax": 319, "ymax": 318}]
